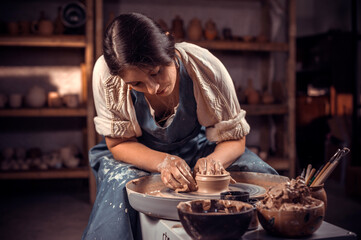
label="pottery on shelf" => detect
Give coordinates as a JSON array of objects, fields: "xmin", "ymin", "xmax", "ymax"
[
  {"xmin": 32, "ymin": 11, "xmax": 54, "ymax": 35},
  {"xmin": 25, "ymin": 86, "xmax": 46, "ymax": 108},
  {"xmin": 9, "ymin": 94, "xmax": 22, "ymax": 108},
  {"xmin": 204, "ymin": 19, "xmax": 217, "ymax": 41},
  {"xmin": 54, "ymin": 6, "xmax": 65, "ymax": 34},
  {"xmin": 62, "ymin": 93, "xmax": 79, "ymax": 108},
  {"xmin": 48, "ymin": 91, "xmax": 63, "ymax": 108},
  {"xmin": 244, "ymin": 79, "xmax": 260, "ymax": 104},
  {"xmin": 187, "ymin": 18, "xmax": 203, "ymax": 41},
  {"xmin": 171, "ymin": 15, "xmax": 185, "ymax": 40},
  {"xmin": 261, "ymin": 91, "xmax": 274, "ymax": 104},
  {"xmin": 0, "ymin": 94, "xmax": 8, "ymax": 108}
]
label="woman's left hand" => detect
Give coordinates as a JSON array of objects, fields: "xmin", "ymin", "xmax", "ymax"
[{"xmin": 193, "ymin": 157, "xmax": 227, "ymax": 175}]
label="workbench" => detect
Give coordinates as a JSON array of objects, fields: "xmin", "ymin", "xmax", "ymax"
[{"xmin": 139, "ymin": 213, "xmax": 357, "ymax": 240}]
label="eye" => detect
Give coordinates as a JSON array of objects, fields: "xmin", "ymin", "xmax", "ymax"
[
  {"xmin": 130, "ymin": 82, "xmax": 141, "ymax": 87},
  {"xmin": 150, "ymin": 66, "xmax": 161, "ymax": 77}
]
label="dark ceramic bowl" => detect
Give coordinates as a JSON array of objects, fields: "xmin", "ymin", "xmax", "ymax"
[
  {"xmin": 177, "ymin": 199, "xmax": 254, "ymax": 240},
  {"xmin": 256, "ymin": 199, "xmax": 325, "ymax": 237}
]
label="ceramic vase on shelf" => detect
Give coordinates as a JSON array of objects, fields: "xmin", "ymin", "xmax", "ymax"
[
  {"xmin": 54, "ymin": 6, "xmax": 65, "ymax": 35},
  {"xmin": 171, "ymin": 15, "xmax": 185, "ymax": 40},
  {"xmin": 204, "ymin": 19, "xmax": 217, "ymax": 41},
  {"xmin": 25, "ymin": 86, "xmax": 46, "ymax": 108},
  {"xmin": 187, "ymin": 18, "xmax": 202, "ymax": 41},
  {"xmin": 244, "ymin": 79, "xmax": 260, "ymax": 105},
  {"xmin": 32, "ymin": 11, "xmax": 54, "ymax": 35}
]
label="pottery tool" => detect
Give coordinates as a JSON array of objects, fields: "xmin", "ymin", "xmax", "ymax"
[
  {"xmin": 300, "ymin": 168, "xmax": 305, "ymax": 179},
  {"xmin": 305, "ymin": 168, "xmax": 316, "ymax": 185},
  {"xmin": 311, "ymin": 147, "xmax": 350, "ymax": 186},
  {"xmin": 307, "ymin": 163, "xmax": 325, "ymax": 186},
  {"xmin": 309, "ymin": 149, "xmax": 341, "ymax": 186},
  {"xmin": 305, "ymin": 164, "xmax": 312, "ymax": 181}
]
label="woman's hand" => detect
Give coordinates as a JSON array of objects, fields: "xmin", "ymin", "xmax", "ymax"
[
  {"xmin": 193, "ymin": 157, "xmax": 236, "ymax": 183},
  {"xmin": 157, "ymin": 154, "xmax": 197, "ymax": 192},
  {"xmin": 193, "ymin": 157, "xmax": 227, "ymax": 175}
]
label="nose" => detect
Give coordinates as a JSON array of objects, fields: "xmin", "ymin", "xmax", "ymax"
[{"xmin": 146, "ymin": 80, "xmax": 160, "ymax": 95}]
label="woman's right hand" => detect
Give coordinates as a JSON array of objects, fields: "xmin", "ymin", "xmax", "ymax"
[{"xmin": 157, "ymin": 154, "xmax": 197, "ymax": 192}]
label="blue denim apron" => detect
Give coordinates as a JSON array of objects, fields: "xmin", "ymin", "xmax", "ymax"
[{"xmin": 82, "ymin": 59, "xmax": 277, "ymax": 240}]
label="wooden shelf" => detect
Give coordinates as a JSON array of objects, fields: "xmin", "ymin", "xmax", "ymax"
[
  {"xmin": 189, "ymin": 40, "xmax": 289, "ymax": 52},
  {"xmin": 266, "ymin": 157, "xmax": 290, "ymax": 171},
  {"xmin": 0, "ymin": 35, "xmax": 86, "ymax": 48},
  {"xmin": 0, "ymin": 167, "xmax": 90, "ymax": 179},
  {"xmin": 242, "ymin": 104, "xmax": 288, "ymax": 115},
  {"xmin": 0, "ymin": 108, "xmax": 88, "ymax": 117}
]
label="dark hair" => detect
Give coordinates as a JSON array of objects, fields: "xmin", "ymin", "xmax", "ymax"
[{"xmin": 103, "ymin": 12, "xmax": 175, "ymax": 76}]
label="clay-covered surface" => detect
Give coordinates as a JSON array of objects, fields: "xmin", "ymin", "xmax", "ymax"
[
  {"xmin": 177, "ymin": 199, "xmax": 254, "ymax": 240},
  {"xmin": 126, "ymin": 172, "xmax": 288, "ymax": 220}
]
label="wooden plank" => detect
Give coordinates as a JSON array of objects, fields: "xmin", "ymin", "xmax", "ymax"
[
  {"xmin": 287, "ymin": 0, "xmax": 297, "ymax": 178},
  {"xmin": 86, "ymin": 0, "xmax": 97, "ymax": 204},
  {"xmin": 0, "ymin": 35, "xmax": 86, "ymax": 48},
  {"xmin": 0, "ymin": 168, "xmax": 89, "ymax": 179},
  {"xmin": 189, "ymin": 40, "xmax": 289, "ymax": 52},
  {"xmin": 241, "ymin": 104, "xmax": 288, "ymax": 115},
  {"xmin": 0, "ymin": 108, "xmax": 87, "ymax": 117}
]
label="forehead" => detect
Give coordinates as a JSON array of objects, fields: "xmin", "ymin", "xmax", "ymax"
[{"xmin": 121, "ymin": 66, "xmax": 150, "ymax": 82}]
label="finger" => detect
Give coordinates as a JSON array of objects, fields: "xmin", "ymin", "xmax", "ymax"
[
  {"xmin": 199, "ymin": 158, "xmax": 207, "ymax": 175},
  {"xmin": 214, "ymin": 161, "xmax": 223, "ymax": 175},
  {"xmin": 206, "ymin": 159, "xmax": 215, "ymax": 175},
  {"xmin": 177, "ymin": 163, "xmax": 197, "ymax": 191},
  {"xmin": 161, "ymin": 170, "xmax": 183, "ymax": 190},
  {"xmin": 230, "ymin": 176, "xmax": 237, "ymax": 184}
]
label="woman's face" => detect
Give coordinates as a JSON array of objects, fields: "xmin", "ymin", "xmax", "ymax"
[{"xmin": 121, "ymin": 61, "xmax": 178, "ymax": 97}]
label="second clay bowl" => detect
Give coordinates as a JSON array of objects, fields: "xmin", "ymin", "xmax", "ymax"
[{"xmin": 256, "ymin": 199, "xmax": 325, "ymax": 237}]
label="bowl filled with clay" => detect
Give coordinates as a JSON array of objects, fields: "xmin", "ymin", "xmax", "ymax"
[
  {"xmin": 177, "ymin": 199, "xmax": 255, "ymax": 240},
  {"xmin": 256, "ymin": 178, "xmax": 325, "ymax": 237}
]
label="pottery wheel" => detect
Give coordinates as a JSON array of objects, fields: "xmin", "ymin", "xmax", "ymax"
[
  {"xmin": 158, "ymin": 182, "xmax": 266, "ymax": 200},
  {"xmin": 126, "ymin": 174, "xmax": 269, "ymax": 220}
]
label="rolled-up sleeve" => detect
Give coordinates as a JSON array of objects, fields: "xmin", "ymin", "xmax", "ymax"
[
  {"xmin": 92, "ymin": 56, "xmax": 141, "ymax": 138},
  {"xmin": 176, "ymin": 42, "xmax": 250, "ymax": 142}
]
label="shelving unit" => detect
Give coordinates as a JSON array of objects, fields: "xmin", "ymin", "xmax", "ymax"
[
  {"xmin": 0, "ymin": 0, "xmax": 97, "ymax": 203},
  {"xmin": 94, "ymin": 0, "xmax": 296, "ymax": 177}
]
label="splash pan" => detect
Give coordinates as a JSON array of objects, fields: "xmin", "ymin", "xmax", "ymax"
[{"xmin": 126, "ymin": 171, "xmax": 289, "ymax": 220}]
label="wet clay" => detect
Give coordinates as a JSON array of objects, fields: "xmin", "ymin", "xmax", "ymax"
[{"xmin": 256, "ymin": 178, "xmax": 325, "ymax": 237}]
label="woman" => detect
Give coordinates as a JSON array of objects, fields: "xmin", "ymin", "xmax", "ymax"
[{"xmin": 82, "ymin": 12, "xmax": 277, "ymax": 240}]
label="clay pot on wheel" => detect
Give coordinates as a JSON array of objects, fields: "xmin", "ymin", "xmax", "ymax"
[{"xmin": 195, "ymin": 173, "xmax": 230, "ymax": 194}]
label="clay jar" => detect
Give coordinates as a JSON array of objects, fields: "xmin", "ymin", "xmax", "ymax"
[
  {"xmin": 187, "ymin": 18, "xmax": 203, "ymax": 41},
  {"xmin": 244, "ymin": 79, "xmax": 260, "ymax": 104},
  {"xmin": 32, "ymin": 20, "xmax": 54, "ymax": 35},
  {"xmin": 25, "ymin": 86, "xmax": 46, "ymax": 108},
  {"xmin": 204, "ymin": 19, "xmax": 217, "ymax": 41},
  {"xmin": 195, "ymin": 173, "xmax": 230, "ymax": 194},
  {"xmin": 0, "ymin": 94, "xmax": 7, "ymax": 108},
  {"xmin": 310, "ymin": 184, "xmax": 327, "ymax": 212},
  {"xmin": 171, "ymin": 16, "xmax": 185, "ymax": 40}
]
